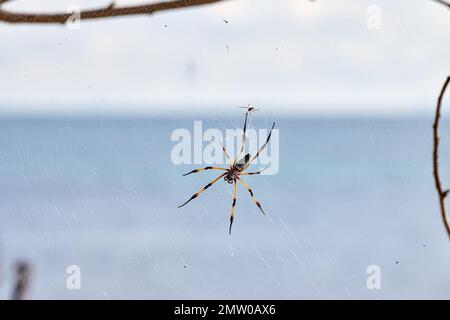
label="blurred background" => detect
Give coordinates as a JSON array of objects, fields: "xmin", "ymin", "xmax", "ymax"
[{"xmin": 0, "ymin": 0, "xmax": 450, "ymax": 299}]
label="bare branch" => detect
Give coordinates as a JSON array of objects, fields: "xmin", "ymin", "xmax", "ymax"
[
  {"xmin": 11, "ymin": 261, "xmax": 32, "ymax": 300},
  {"xmin": 0, "ymin": 0, "xmax": 227, "ymax": 24},
  {"xmin": 0, "ymin": 0, "xmax": 446, "ymax": 25},
  {"xmin": 431, "ymin": 0, "xmax": 450, "ymax": 9},
  {"xmin": 433, "ymin": 76, "xmax": 450, "ymax": 240}
]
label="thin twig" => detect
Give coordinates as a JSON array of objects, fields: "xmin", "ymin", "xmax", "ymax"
[
  {"xmin": 0, "ymin": 0, "xmax": 227, "ymax": 24},
  {"xmin": 433, "ymin": 76, "xmax": 450, "ymax": 240}
]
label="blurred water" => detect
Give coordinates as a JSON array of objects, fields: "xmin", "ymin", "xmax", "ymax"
[{"xmin": 1, "ymin": 115, "xmax": 450, "ymax": 299}]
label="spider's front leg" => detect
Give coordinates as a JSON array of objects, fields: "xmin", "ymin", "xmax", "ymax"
[
  {"xmin": 229, "ymin": 179, "xmax": 238, "ymax": 235},
  {"xmin": 237, "ymin": 177, "xmax": 266, "ymax": 215},
  {"xmin": 182, "ymin": 166, "xmax": 226, "ymax": 176},
  {"xmin": 178, "ymin": 173, "xmax": 226, "ymax": 208}
]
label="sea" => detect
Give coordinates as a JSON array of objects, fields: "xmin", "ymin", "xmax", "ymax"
[{"xmin": 1, "ymin": 114, "xmax": 450, "ymax": 299}]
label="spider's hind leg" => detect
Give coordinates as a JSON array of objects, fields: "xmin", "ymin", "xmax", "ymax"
[
  {"xmin": 234, "ymin": 112, "xmax": 249, "ymax": 165},
  {"xmin": 242, "ymin": 122, "xmax": 275, "ymax": 171},
  {"xmin": 240, "ymin": 167, "xmax": 268, "ymax": 176}
]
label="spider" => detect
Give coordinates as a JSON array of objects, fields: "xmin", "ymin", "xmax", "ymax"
[
  {"xmin": 178, "ymin": 110, "xmax": 275, "ymax": 234},
  {"xmin": 238, "ymin": 104, "xmax": 259, "ymax": 115}
]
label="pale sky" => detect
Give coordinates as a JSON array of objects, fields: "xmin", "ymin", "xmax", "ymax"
[{"xmin": 0, "ymin": 0, "xmax": 449, "ymax": 115}]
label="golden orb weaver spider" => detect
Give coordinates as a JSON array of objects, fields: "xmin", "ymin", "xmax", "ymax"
[{"xmin": 178, "ymin": 108, "xmax": 275, "ymax": 234}]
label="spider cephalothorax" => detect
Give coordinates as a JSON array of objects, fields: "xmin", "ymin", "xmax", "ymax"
[
  {"xmin": 179, "ymin": 109, "xmax": 275, "ymax": 234},
  {"xmin": 224, "ymin": 171, "xmax": 236, "ymax": 184},
  {"xmin": 224, "ymin": 153, "xmax": 250, "ymax": 184}
]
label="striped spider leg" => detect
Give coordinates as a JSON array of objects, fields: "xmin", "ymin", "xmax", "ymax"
[{"xmin": 178, "ymin": 172, "xmax": 227, "ymax": 208}]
